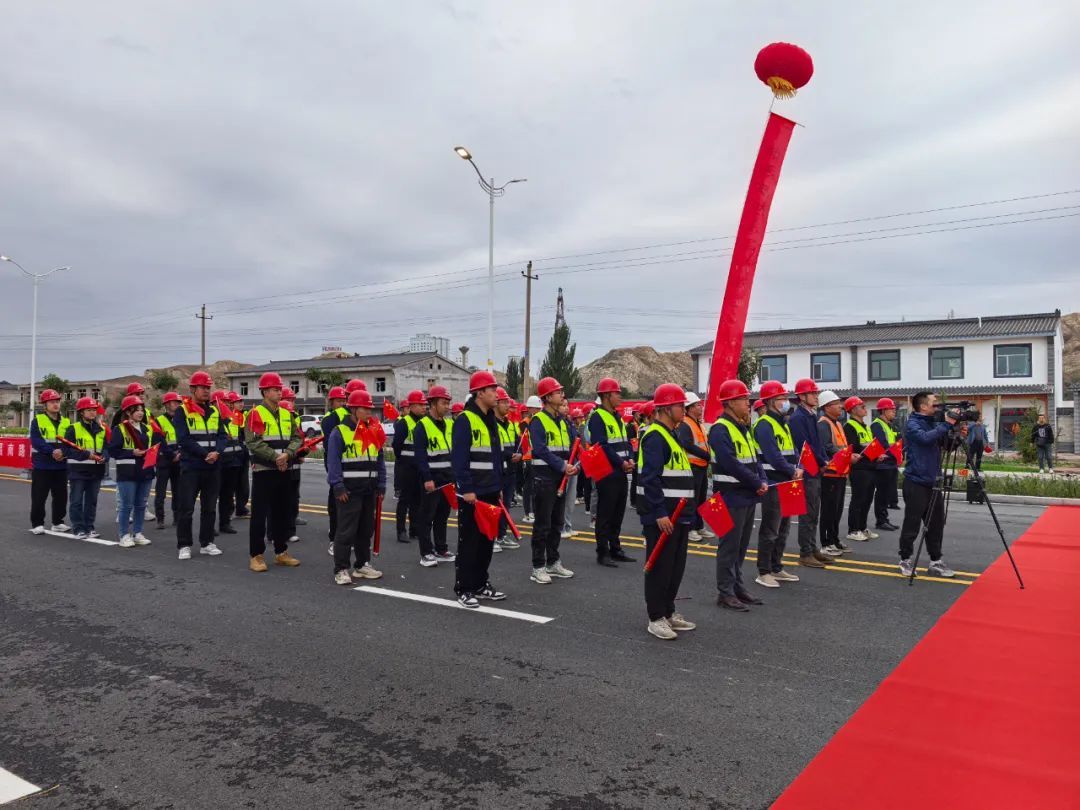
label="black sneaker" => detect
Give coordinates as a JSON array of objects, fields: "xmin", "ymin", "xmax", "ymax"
[
  {"xmin": 219, "ymin": 524, "xmax": 238, "ymax": 534},
  {"xmin": 597, "ymin": 555, "xmax": 619, "ymax": 568},
  {"xmin": 234, "ymin": 509, "xmax": 250, "ymax": 519},
  {"xmin": 457, "ymin": 593, "xmax": 480, "ymax": 609},
  {"xmin": 876, "ymin": 521, "xmax": 899, "ymax": 531},
  {"xmin": 477, "ymin": 583, "xmax": 507, "ymax": 601},
  {"xmin": 610, "ymin": 550, "xmax": 637, "ymax": 563},
  {"xmin": 156, "ymin": 519, "xmax": 166, "ymax": 530},
  {"xmin": 295, "ymin": 516, "xmax": 308, "ymax": 526},
  {"xmin": 396, "ymin": 531, "xmax": 410, "ymax": 543},
  {"xmin": 735, "ymin": 591, "xmax": 764, "ymax": 606}
]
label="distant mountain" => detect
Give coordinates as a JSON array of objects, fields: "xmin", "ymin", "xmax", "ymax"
[
  {"xmin": 1063, "ymin": 312, "xmax": 1079, "ymax": 391},
  {"xmin": 578, "ymin": 347, "xmax": 694, "ymax": 398}
]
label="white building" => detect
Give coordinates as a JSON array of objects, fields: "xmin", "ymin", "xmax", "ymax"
[
  {"xmin": 690, "ymin": 311, "xmax": 1071, "ymax": 451},
  {"xmin": 409, "ymin": 333, "xmax": 450, "ymax": 358}
]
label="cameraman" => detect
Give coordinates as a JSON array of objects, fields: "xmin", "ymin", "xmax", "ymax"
[{"xmin": 898, "ymin": 392, "xmax": 962, "ymax": 579}]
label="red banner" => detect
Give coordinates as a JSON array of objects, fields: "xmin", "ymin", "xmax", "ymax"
[
  {"xmin": 0, "ymin": 437, "xmax": 32, "ymax": 469},
  {"xmin": 704, "ymin": 113, "xmax": 797, "ymax": 423}
]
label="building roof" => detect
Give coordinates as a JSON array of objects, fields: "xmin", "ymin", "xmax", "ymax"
[
  {"xmin": 226, "ymin": 352, "xmax": 466, "ymax": 376},
  {"xmin": 0, "ymin": 380, "xmax": 16, "ymax": 389},
  {"xmin": 690, "ymin": 311, "xmax": 1061, "ymax": 354}
]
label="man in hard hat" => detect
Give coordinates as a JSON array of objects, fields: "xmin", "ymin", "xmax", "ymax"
[
  {"xmin": 320, "ymin": 385, "xmax": 349, "ymax": 553},
  {"xmin": 752, "ymin": 399, "xmax": 767, "ymax": 424},
  {"xmin": 528, "ymin": 377, "xmax": 577, "ymax": 584},
  {"xmin": 278, "ymin": 387, "xmax": 306, "ymax": 543},
  {"xmin": 588, "ymin": 378, "xmax": 636, "ymax": 567},
  {"xmin": 326, "ymin": 388, "xmax": 386, "ymax": 585},
  {"xmin": 243, "ymin": 372, "xmax": 302, "ymax": 572},
  {"xmin": 558, "ymin": 400, "xmax": 580, "ymax": 540},
  {"xmin": 228, "ymin": 391, "xmax": 251, "ymax": 521},
  {"xmin": 214, "ymin": 391, "xmax": 243, "ymax": 538},
  {"xmin": 637, "ymin": 383, "xmax": 697, "ymax": 639},
  {"xmin": 871, "ymin": 398, "xmax": 901, "ymax": 531},
  {"xmin": 842, "ymin": 396, "xmax": 878, "ymax": 543},
  {"xmin": 414, "ymin": 385, "xmax": 457, "ymax": 567},
  {"xmin": 709, "ymin": 380, "xmax": 769, "ymax": 612},
  {"xmin": 172, "ymin": 371, "xmax": 227, "ymax": 559},
  {"xmin": 676, "ymin": 392, "xmax": 712, "ymax": 543},
  {"xmin": 153, "ymin": 392, "xmax": 183, "ymax": 530},
  {"xmin": 63, "ymin": 396, "xmax": 107, "ymax": 540},
  {"xmin": 520, "ymin": 394, "xmax": 542, "ymax": 523},
  {"xmin": 494, "ymin": 387, "xmax": 522, "ymax": 550},
  {"xmin": 28, "ymin": 389, "xmax": 71, "ymax": 534},
  {"xmin": 391, "ymin": 390, "xmax": 427, "ymax": 544},
  {"xmin": 630, "ymin": 402, "xmax": 655, "ymax": 508},
  {"xmin": 817, "ymin": 390, "xmax": 855, "ymax": 556},
  {"xmin": 753, "ymin": 381, "xmax": 802, "ymax": 588},
  {"xmin": 788, "ymin": 379, "xmax": 835, "ymax": 568},
  {"xmin": 451, "ymin": 370, "xmax": 507, "ymax": 607}
]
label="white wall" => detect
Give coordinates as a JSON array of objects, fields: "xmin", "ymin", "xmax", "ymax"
[{"xmin": 854, "ymin": 339, "xmax": 1046, "ymax": 389}]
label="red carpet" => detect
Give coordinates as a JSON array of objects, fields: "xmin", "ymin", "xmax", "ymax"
[{"xmin": 773, "ymin": 505, "xmax": 1080, "ymax": 809}]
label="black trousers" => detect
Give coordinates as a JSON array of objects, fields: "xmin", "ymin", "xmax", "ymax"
[
  {"xmin": 287, "ymin": 473, "xmax": 301, "ymax": 536},
  {"xmin": 899, "ymin": 479, "xmax": 944, "ymax": 562},
  {"xmin": 522, "ymin": 465, "xmax": 534, "ymax": 514},
  {"xmin": 643, "ymin": 522, "xmax": 689, "ymax": 621},
  {"xmin": 395, "ymin": 462, "xmax": 421, "ymax": 537},
  {"xmin": 716, "ymin": 501, "xmax": 755, "ymax": 597},
  {"xmin": 576, "ymin": 473, "xmax": 592, "ymax": 510},
  {"xmin": 531, "ymin": 477, "xmax": 566, "ymax": 568},
  {"xmin": 333, "ymin": 488, "xmax": 375, "ymax": 572},
  {"xmin": 690, "ymin": 466, "xmax": 708, "ymax": 530},
  {"xmin": 176, "ymin": 467, "xmax": 220, "ymax": 548},
  {"xmin": 235, "ymin": 456, "xmax": 250, "ymax": 513},
  {"xmin": 594, "ymin": 472, "xmax": 628, "ymax": 557},
  {"xmin": 417, "ymin": 488, "xmax": 451, "ymax": 556},
  {"xmin": 819, "ymin": 476, "xmax": 846, "ymax": 547},
  {"xmin": 218, "ymin": 465, "xmax": 242, "ymax": 528},
  {"xmin": 874, "ymin": 466, "xmax": 899, "ymax": 525},
  {"xmin": 499, "ymin": 471, "xmax": 517, "ymax": 538},
  {"xmin": 327, "ymin": 487, "xmax": 338, "ymax": 541},
  {"xmin": 30, "ymin": 468, "xmax": 67, "ymax": 528},
  {"xmin": 970, "ymin": 442, "xmax": 984, "ymax": 470},
  {"xmin": 757, "ymin": 485, "xmax": 790, "ymax": 575},
  {"xmin": 249, "ymin": 471, "xmax": 292, "ymax": 557},
  {"xmin": 154, "ymin": 462, "xmax": 180, "ymax": 522},
  {"xmin": 456, "ymin": 493, "xmax": 499, "ymax": 594},
  {"xmin": 847, "ymin": 469, "xmax": 876, "ymax": 533}
]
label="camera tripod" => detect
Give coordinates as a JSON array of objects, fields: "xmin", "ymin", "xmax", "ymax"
[{"xmin": 907, "ymin": 435, "xmax": 1024, "ymax": 588}]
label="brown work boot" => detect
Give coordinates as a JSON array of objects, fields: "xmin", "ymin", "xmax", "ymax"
[
  {"xmin": 249, "ymin": 554, "xmax": 268, "ymax": 573},
  {"xmin": 813, "ymin": 550, "xmax": 836, "ymax": 565},
  {"xmin": 274, "ymin": 551, "xmax": 301, "ymax": 567},
  {"xmin": 799, "ymin": 554, "xmax": 826, "ymax": 568}
]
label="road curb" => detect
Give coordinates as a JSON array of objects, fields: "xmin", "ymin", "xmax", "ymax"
[{"xmin": 978, "ymin": 493, "xmax": 1080, "ymax": 506}]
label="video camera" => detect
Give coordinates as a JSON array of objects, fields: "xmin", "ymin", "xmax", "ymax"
[{"xmin": 933, "ymin": 400, "xmax": 979, "ymax": 423}]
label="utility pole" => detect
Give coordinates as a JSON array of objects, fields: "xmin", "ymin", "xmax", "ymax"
[
  {"xmin": 195, "ymin": 304, "xmax": 213, "ymax": 366},
  {"xmin": 522, "ymin": 260, "xmax": 539, "ymax": 399}
]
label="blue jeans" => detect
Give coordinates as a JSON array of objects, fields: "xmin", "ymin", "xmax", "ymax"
[
  {"xmin": 69, "ymin": 478, "xmax": 102, "ymax": 535},
  {"xmin": 117, "ymin": 479, "xmax": 153, "ymax": 536}
]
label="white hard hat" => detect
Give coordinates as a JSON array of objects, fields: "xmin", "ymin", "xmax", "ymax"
[
  {"xmin": 818, "ymin": 390, "xmax": 840, "ymax": 407},
  {"xmin": 526, "ymin": 395, "xmax": 542, "ymax": 409},
  {"xmin": 595, "ymin": 396, "xmax": 601, "ymax": 405},
  {"xmin": 684, "ymin": 391, "xmax": 701, "ymax": 405}
]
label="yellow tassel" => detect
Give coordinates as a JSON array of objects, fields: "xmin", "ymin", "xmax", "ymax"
[{"xmin": 766, "ymin": 76, "xmax": 797, "ymax": 99}]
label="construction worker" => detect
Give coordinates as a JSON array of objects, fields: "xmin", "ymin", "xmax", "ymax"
[
  {"xmin": 520, "ymin": 394, "xmax": 542, "ymax": 522},
  {"xmin": 752, "ymin": 399, "xmax": 767, "ymax": 423},
  {"xmin": 326, "ymin": 388, "xmax": 386, "ymax": 585},
  {"xmin": 64, "ymin": 396, "xmax": 107, "ymax": 540},
  {"xmin": 244, "ymin": 372, "xmax": 302, "ymax": 572},
  {"xmin": 225, "ymin": 391, "xmax": 250, "ymax": 520},
  {"xmin": 572, "ymin": 407, "xmax": 588, "ymax": 508},
  {"xmin": 413, "ymin": 385, "xmax": 457, "ymax": 567},
  {"xmin": 214, "ymin": 391, "xmax": 242, "ymax": 537},
  {"xmin": 109, "ymin": 395, "xmax": 156, "ymax": 547},
  {"xmin": 392, "ymin": 389, "xmax": 427, "ymax": 543},
  {"xmin": 321, "ymin": 385, "xmax": 349, "ymax": 552},
  {"xmin": 871, "ymin": 398, "xmax": 901, "ymax": 531},
  {"xmin": 528, "ymin": 377, "xmax": 577, "ymax": 584},
  {"xmin": 637, "ymin": 383, "xmax": 697, "ymax": 640},
  {"xmin": 709, "ymin": 380, "xmax": 769, "ymax": 612},
  {"xmin": 630, "ymin": 401, "xmax": 654, "ymax": 508},
  {"xmin": 450, "ymin": 370, "xmax": 507, "ymax": 608},
  {"xmin": 842, "ymin": 396, "xmax": 878, "ymax": 543},
  {"xmin": 450, "ymin": 402, "xmax": 464, "ymax": 420},
  {"xmin": 676, "ymin": 392, "xmax": 712, "ymax": 543},
  {"xmin": 559, "ymin": 400, "xmax": 579, "ymax": 540},
  {"xmin": 588, "ymin": 378, "xmax": 636, "ymax": 567},
  {"xmin": 494, "ymin": 387, "xmax": 522, "ymax": 550},
  {"xmin": 111, "ymin": 382, "xmax": 148, "ymax": 427},
  {"xmin": 28, "ymin": 389, "xmax": 71, "ymax": 534},
  {"xmin": 153, "ymin": 392, "xmax": 182, "ymax": 530},
  {"xmin": 279, "ymin": 387, "xmax": 305, "ymax": 542},
  {"xmin": 753, "ymin": 381, "xmax": 802, "ymax": 588},
  {"xmin": 173, "ymin": 371, "xmax": 227, "ymax": 560},
  {"xmin": 817, "ymin": 390, "xmax": 856, "ymax": 556},
  {"xmin": 788, "ymin": 379, "xmax": 834, "ymax": 569}
]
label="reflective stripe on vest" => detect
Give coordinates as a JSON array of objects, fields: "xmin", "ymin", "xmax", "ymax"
[
  {"xmin": 496, "ymin": 420, "xmax": 518, "ymax": 457},
  {"xmin": 398, "ymin": 415, "xmax": 418, "ymax": 457},
  {"xmin": 35, "ymin": 413, "xmax": 70, "ymax": 445},
  {"xmin": 710, "ymin": 417, "xmax": 758, "ymax": 488},
  {"xmin": 531, "ymin": 411, "xmax": 570, "ymax": 466},
  {"xmin": 69, "ymin": 421, "xmax": 106, "ymax": 465},
  {"xmin": 223, "ymin": 418, "xmax": 242, "ymax": 454},
  {"xmin": 251, "ymin": 404, "xmax": 293, "ymax": 472},
  {"xmin": 636, "ymin": 423, "xmax": 694, "ymax": 499},
  {"xmin": 182, "ymin": 402, "xmax": 221, "ymax": 454},
  {"xmin": 873, "ymin": 417, "xmax": 897, "ymax": 446},
  {"xmin": 595, "ymin": 407, "xmax": 629, "ymax": 460},
  {"xmin": 337, "ymin": 422, "xmax": 380, "ymax": 481},
  {"xmin": 463, "ymin": 409, "xmax": 499, "ymax": 491},
  {"xmin": 755, "ymin": 412, "xmax": 795, "ymax": 471},
  {"xmin": 419, "ymin": 416, "xmax": 453, "ymax": 470},
  {"xmin": 682, "ymin": 416, "xmax": 709, "ymax": 468}
]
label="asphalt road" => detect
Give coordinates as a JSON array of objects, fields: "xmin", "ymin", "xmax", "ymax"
[{"xmin": 0, "ymin": 467, "xmax": 1041, "ymax": 809}]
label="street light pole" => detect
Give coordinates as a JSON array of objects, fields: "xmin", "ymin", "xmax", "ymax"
[{"xmin": 454, "ymin": 146, "xmax": 525, "ymax": 371}]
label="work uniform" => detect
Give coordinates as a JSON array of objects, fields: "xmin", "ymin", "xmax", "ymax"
[
  {"xmin": 588, "ymin": 406, "xmax": 632, "ymax": 560},
  {"xmin": 218, "ymin": 408, "xmax": 244, "ymax": 531},
  {"xmin": 29, "ymin": 411, "xmax": 70, "ymax": 529},
  {"xmin": 520, "ymin": 415, "xmax": 534, "ymax": 515},
  {"xmin": 234, "ymin": 409, "xmax": 251, "ymax": 518},
  {"xmin": 843, "ymin": 415, "xmax": 876, "ymax": 536},
  {"xmin": 414, "ymin": 414, "xmax": 454, "ymax": 558},
  {"xmin": 392, "ymin": 413, "xmax": 422, "ymax": 540},
  {"xmin": 709, "ymin": 416, "xmax": 767, "ymax": 598},
  {"xmin": 817, "ymin": 415, "xmax": 849, "ymax": 549},
  {"xmin": 754, "ymin": 409, "xmax": 797, "ymax": 577},
  {"xmin": 496, "ymin": 415, "xmax": 519, "ymax": 541},
  {"xmin": 245, "ymin": 403, "xmax": 301, "ymax": 558},
  {"xmin": 529, "ymin": 409, "xmax": 572, "ymax": 569},
  {"xmin": 871, "ymin": 416, "xmax": 900, "ymax": 523},
  {"xmin": 326, "ymin": 417, "xmax": 386, "ymax": 574},
  {"xmin": 321, "ymin": 404, "xmax": 349, "ymax": 540},
  {"xmin": 451, "ymin": 402, "xmax": 505, "ymax": 596},
  {"xmin": 153, "ymin": 411, "xmax": 181, "ymax": 526},
  {"xmin": 64, "ymin": 417, "xmax": 107, "ymax": 536},
  {"xmin": 173, "ymin": 398, "xmax": 227, "ymax": 550},
  {"xmin": 789, "ymin": 405, "xmax": 828, "ymax": 557},
  {"xmin": 109, "ymin": 418, "xmax": 156, "ymax": 537},
  {"xmin": 676, "ymin": 414, "xmax": 711, "ymax": 532}
]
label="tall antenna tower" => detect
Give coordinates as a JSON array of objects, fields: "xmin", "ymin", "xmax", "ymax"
[{"xmin": 555, "ymin": 287, "xmax": 566, "ymax": 328}]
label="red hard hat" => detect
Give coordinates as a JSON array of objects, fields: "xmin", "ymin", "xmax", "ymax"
[
  {"xmin": 876, "ymin": 397, "xmax": 896, "ymax": 410},
  {"xmin": 653, "ymin": 383, "xmax": 687, "ymax": 407},
  {"xmin": 759, "ymin": 380, "xmax": 788, "ymax": 400},
  {"xmin": 38, "ymin": 388, "xmax": 62, "ymax": 404},
  {"xmin": 281, "ymin": 401, "xmax": 294, "ymax": 412},
  {"xmin": 347, "ymin": 390, "xmax": 373, "ymax": 409},
  {"xmin": 189, "ymin": 371, "xmax": 213, "ymax": 388},
  {"xmin": 794, "ymin": 378, "xmax": 820, "ymax": 395},
  {"xmin": 211, "ymin": 390, "xmax": 225, "ymax": 401},
  {"xmin": 75, "ymin": 396, "xmax": 97, "ymax": 412},
  {"xmin": 327, "ymin": 386, "xmax": 347, "ymax": 400},
  {"xmin": 717, "ymin": 379, "xmax": 751, "ymax": 402},
  {"xmin": 345, "ymin": 379, "xmax": 367, "ymax": 393},
  {"xmin": 283, "ymin": 388, "xmax": 298, "ymax": 401},
  {"xmin": 639, "ymin": 401, "xmax": 656, "ymax": 417},
  {"xmin": 162, "ymin": 392, "xmax": 182, "ymax": 404},
  {"xmin": 469, "ymin": 370, "xmax": 498, "ymax": 392},
  {"xmin": 451, "ymin": 402, "xmax": 464, "ymax": 415},
  {"xmin": 596, "ymin": 377, "xmax": 621, "ymax": 395},
  {"xmin": 537, "ymin": 377, "xmax": 563, "ymax": 398},
  {"xmin": 571, "ymin": 408, "xmax": 583, "ymax": 419},
  {"xmin": 428, "ymin": 385, "xmax": 451, "ymax": 401},
  {"xmin": 844, "ymin": 396, "xmax": 865, "ymax": 412},
  {"xmin": 753, "ymin": 399, "xmax": 765, "ymax": 411},
  {"xmin": 495, "ymin": 387, "xmax": 510, "ymax": 402},
  {"xmin": 405, "ymin": 390, "xmax": 427, "ymax": 406},
  {"xmin": 225, "ymin": 391, "xmax": 242, "ymax": 403},
  {"xmin": 622, "ymin": 411, "xmax": 634, "ymax": 423},
  {"xmin": 121, "ymin": 395, "xmax": 144, "ymax": 412},
  {"xmin": 258, "ymin": 372, "xmax": 284, "ymax": 390},
  {"xmin": 125, "ymin": 382, "xmax": 145, "ymax": 396},
  {"xmin": 582, "ymin": 403, "xmax": 595, "ymax": 414}
]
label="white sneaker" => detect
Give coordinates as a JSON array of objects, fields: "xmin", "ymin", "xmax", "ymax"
[
  {"xmin": 899, "ymin": 557, "xmax": 914, "ymax": 577},
  {"xmin": 530, "ymin": 567, "xmax": 552, "ymax": 584},
  {"xmin": 178, "ymin": 547, "xmax": 192, "ymax": 560},
  {"xmin": 772, "ymin": 569, "xmax": 800, "ymax": 582},
  {"xmin": 74, "ymin": 531, "xmax": 88, "ymax": 540},
  {"xmin": 845, "ymin": 531, "xmax": 867, "ymax": 542},
  {"xmin": 118, "ymin": 534, "xmax": 135, "ymax": 548},
  {"xmin": 668, "ymin": 613, "xmax": 696, "ymax": 631},
  {"xmin": 52, "ymin": 523, "xmax": 71, "ymax": 533},
  {"xmin": 288, "ymin": 535, "xmax": 300, "ymax": 544},
  {"xmin": 1049, "ymin": 468, "xmax": 1055, "ymax": 474},
  {"xmin": 647, "ymin": 618, "xmax": 677, "ymax": 640},
  {"xmin": 545, "ymin": 561, "xmax": 574, "ymax": 578},
  {"xmin": 688, "ymin": 529, "xmax": 703, "ymax": 542},
  {"xmin": 420, "ymin": 554, "xmax": 438, "ymax": 568},
  {"xmin": 822, "ymin": 545, "xmax": 844, "ymax": 557},
  {"xmin": 927, "ymin": 559, "xmax": 956, "ymax": 578},
  {"xmin": 334, "ymin": 570, "xmax": 353, "ymax": 586},
  {"xmin": 863, "ymin": 528, "xmax": 879, "ymax": 539},
  {"xmin": 754, "ymin": 573, "xmax": 780, "ymax": 588},
  {"xmin": 88, "ymin": 530, "xmax": 101, "ymax": 539},
  {"xmin": 328, "ymin": 543, "xmax": 335, "ymax": 556},
  {"xmin": 200, "ymin": 543, "xmax": 223, "ymax": 556},
  {"xmin": 133, "ymin": 533, "xmax": 151, "ymax": 546},
  {"xmin": 700, "ymin": 526, "xmax": 716, "ymax": 539},
  {"xmin": 560, "ymin": 530, "xmax": 574, "ymax": 539},
  {"xmin": 31, "ymin": 525, "xmax": 45, "ymax": 535},
  {"xmin": 522, "ymin": 513, "xmax": 535, "ymax": 523},
  {"xmin": 353, "ymin": 563, "xmax": 382, "ymax": 579},
  {"xmin": 492, "ymin": 543, "xmax": 503, "ymax": 553},
  {"xmin": 144, "ymin": 509, "xmax": 156, "ymax": 521}
]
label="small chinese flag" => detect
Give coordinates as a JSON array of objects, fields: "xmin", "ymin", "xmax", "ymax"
[
  {"xmin": 579, "ymin": 443, "xmax": 614, "ymax": 481},
  {"xmin": 518, "ymin": 427, "xmax": 531, "ymax": 457},
  {"xmin": 142, "ymin": 444, "xmax": 160, "ymax": 469},
  {"xmin": 383, "ymin": 401, "xmax": 399, "ymax": 421},
  {"xmin": 889, "ymin": 440, "xmax": 904, "ymax": 465},
  {"xmin": 828, "ymin": 446, "xmax": 853, "ymax": 476},
  {"xmin": 507, "ymin": 409, "xmax": 521, "ymax": 424},
  {"xmin": 231, "ymin": 409, "xmax": 245, "ymax": 427},
  {"xmin": 799, "ymin": 442, "xmax": 819, "ymax": 476},
  {"xmin": 247, "ymin": 408, "xmax": 265, "ymax": 437},
  {"xmin": 182, "ymin": 397, "xmax": 205, "ymax": 417},
  {"xmin": 861, "ymin": 438, "xmax": 886, "ymax": 462},
  {"xmin": 776, "ymin": 479, "xmax": 807, "ymax": 517},
  {"xmin": 367, "ymin": 417, "xmax": 386, "ymax": 450},
  {"xmin": 697, "ymin": 493, "xmax": 735, "ymax": 537},
  {"xmin": 440, "ymin": 484, "xmax": 458, "ymax": 509},
  {"xmin": 473, "ymin": 500, "xmax": 501, "ymax": 541}
]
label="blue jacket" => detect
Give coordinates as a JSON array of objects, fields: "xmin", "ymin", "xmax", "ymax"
[
  {"xmin": 450, "ymin": 402, "xmax": 504, "ymax": 496},
  {"xmin": 709, "ymin": 419, "xmax": 768, "ymax": 507},
  {"xmin": 636, "ymin": 425, "xmax": 694, "ymax": 527},
  {"xmin": 903, "ymin": 412, "xmax": 951, "ymax": 487},
  {"xmin": 529, "ymin": 411, "xmax": 576, "ymax": 483},
  {"xmin": 63, "ymin": 420, "xmax": 109, "ymax": 480},
  {"xmin": 789, "ymin": 405, "xmax": 827, "ymax": 478},
  {"xmin": 754, "ymin": 411, "xmax": 797, "ymax": 481},
  {"xmin": 30, "ymin": 413, "xmax": 68, "ymax": 471},
  {"xmin": 172, "ymin": 403, "xmax": 228, "ymax": 472},
  {"xmin": 325, "ymin": 418, "xmax": 387, "ymax": 496}
]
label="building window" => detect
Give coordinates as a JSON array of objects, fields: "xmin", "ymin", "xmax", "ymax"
[
  {"xmin": 77, "ymin": 388, "xmax": 87, "ymax": 398},
  {"xmin": 929, "ymin": 347, "xmax": 964, "ymax": 379},
  {"xmin": 289, "ymin": 380, "xmax": 300, "ymax": 394},
  {"xmin": 994, "ymin": 344, "xmax": 1031, "ymax": 378},
  {"xmin": 240, "ymin": 382, "xmax": 249, "ymax": 397},
  {"xmin": 375, "ymin": 377, "xmax": 387, "ymax": 393},
  {"xmin": 759, "ymin": 355, "xmax": 787, "ymax": 383},
  {"xmin": 810, "ymin": 352, "xmax": 841, "ymax": 383},
  {"xmin": 427, "ymin": 378, "xmax": 436, "ymax": 388},
  {"xmin": 868, "ymin": 349, "xmax": 900, "ymax": 381},
  {"xmin": 91, "ymin": 389, "xmax": 100, "ymax": 399}
]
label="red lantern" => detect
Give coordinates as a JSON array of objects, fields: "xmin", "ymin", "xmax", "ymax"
[{"xmin": 754, "ymin": 42, "xmax": 814, "ymax": 99}]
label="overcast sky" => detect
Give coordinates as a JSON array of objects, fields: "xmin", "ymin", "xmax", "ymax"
[{"xmin": 1, "ymin": 1, "xmax": 1078, "ymax": 383}]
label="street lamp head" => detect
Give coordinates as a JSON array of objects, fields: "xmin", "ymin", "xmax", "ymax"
[
  {"xmin": 508, "ymin": 178, "xmax": 527, "ymax": 185},
  {"xmin": 453, "ymin": 146, "xmax": 472, "ymax": 160},
  {"xmin": 0, "ymin": 255, "xmax": 10, "ymax": 262}
]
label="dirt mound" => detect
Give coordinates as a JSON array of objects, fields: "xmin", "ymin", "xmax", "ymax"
[{"xmin": 578, "ymin": 347, "xmax": 693, "ymax": 398}]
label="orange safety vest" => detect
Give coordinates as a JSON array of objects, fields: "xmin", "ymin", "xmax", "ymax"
[
  {"xmin": 820, "ymin": 416, "xmax": 848, "ymax": 477},
  {"xmin": 682, "ymin": 416, "xmax": 709, "ymax": 468}
]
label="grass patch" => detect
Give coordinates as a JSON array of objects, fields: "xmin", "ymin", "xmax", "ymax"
[{"xmin": 978, "ymin": 474, "xmax": 1080, "ymax": 499}]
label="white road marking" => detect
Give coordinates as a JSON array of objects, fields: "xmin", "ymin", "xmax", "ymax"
[
  {"xmin": 33, "ymin": 529, "xmax": 119, "ymax": 546},
  {"xmin": 354, "ymin": 585, "xmax": 554, "ymax": 624},
  {"xmin": 0, "ymin": 765, "xmax": 39, "ymax": 804}
]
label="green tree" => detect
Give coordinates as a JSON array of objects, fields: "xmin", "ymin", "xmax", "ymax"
[
  {"xmin": 1014, "ymin": 402, "xmax": 1044, "ymax": 464},
  {"xmin": 539, "ymin": 323, "xmax": 582, "ymax": 397},
  {"xmin": 505, "ymin": 357, "xmax": 523, "ymax": 401},
  {"xmin": 740, "ymin": 347, "xmax": 763, "ymax": 388},
  {"xmin": 148, "ymin": 369, "xmax": 179, "ymax": 392},
  {"xmin": 306, "ymin": 368, "xmax": 347, "ymax": 394},
  {"xmin": 39, "ymin": 373, "xmax": 73, "ymax": 415}
]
